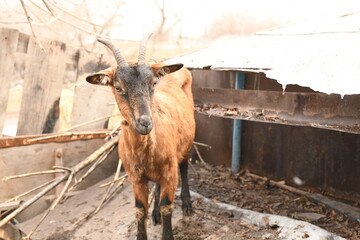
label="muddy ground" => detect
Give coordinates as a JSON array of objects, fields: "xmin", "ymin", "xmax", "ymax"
[{"xmin": 183, "ymin": 163, "xmax": 359, "ymax": 240}]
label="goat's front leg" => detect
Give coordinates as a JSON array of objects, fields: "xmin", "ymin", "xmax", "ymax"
[
  {"xmin": 132, "ymin": 181, "xmax": 149, "ymax": 240},
  {"xmin": 159, "ymin": 170, "xmax": 178, "ymax": 240}
]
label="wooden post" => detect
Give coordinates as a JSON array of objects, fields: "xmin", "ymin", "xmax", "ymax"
[
  {"xmin": 0, "ymin": 28, "xmax": 19, "ymax": 136},
  {"xmin": 70, "ymin": 51, "xmax": 114, "ymax": 131},
  {"xmin": 17, "ymin": 37, "xmax": 66, "ymax": 135}
]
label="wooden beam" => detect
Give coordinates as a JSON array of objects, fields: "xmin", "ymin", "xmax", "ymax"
[
  {"xmin": 310, "ymin": 193, "xmax": 360, "ymax": 222},
  {"xmin": 0, "ymin": 130, "xmax": 110, "ymax": 148},
  {"xmin": 193, "ymin": 87, "xmax": 360, "ymax": 134}
]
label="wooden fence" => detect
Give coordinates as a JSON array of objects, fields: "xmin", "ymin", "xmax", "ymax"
[
  {"xmin": 0, "ymin": 28, "xmax": 122, "ymax": 220},
  {"xmin": 0, "ymin": 27, "xmax": 116, "ymax": 136}
]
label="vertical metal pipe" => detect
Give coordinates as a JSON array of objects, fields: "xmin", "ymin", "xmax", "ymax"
[{"xmin": 231, "ymin": 72, "xmax": 245, "ymax": 172}]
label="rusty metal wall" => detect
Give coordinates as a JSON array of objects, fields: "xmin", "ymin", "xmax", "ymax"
[
  {"xmin": 191, "ymin": 70, "xmax": 234, "ymax": 167},
  {"xmin": 242, "ymin": 121, "xmax": 360, "ymax": 202},
  {"xmin": 191, "ymin": 69, "xmax": 360, "ymax": 202}
]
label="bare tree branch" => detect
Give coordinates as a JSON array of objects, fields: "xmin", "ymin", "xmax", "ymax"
[
  {"xmin": 2, "ymin": 170, "xmax": 66, "ymax": 181},
  {"xmin": 5, "ymin": 178, "xmax": 58, "ymax": 203},
  {"xmin": 0, "ymin": 20, "xmax": 28, "ymax": 24},
  {"xmin": 28, "ymin": 0, "xmax": 137, "ymax": 42},
  {"xmin": 19, "ymin": 0, "xmax": 45, "ymax": 51},
  {"xmin": 45, "ymin": 0, "xmax": 103, "ymax": 28}
]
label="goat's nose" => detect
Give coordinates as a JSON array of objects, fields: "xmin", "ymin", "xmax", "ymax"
[{"xmin": 138, "ymin": 115, "xmax": 152, "ymax": 128}]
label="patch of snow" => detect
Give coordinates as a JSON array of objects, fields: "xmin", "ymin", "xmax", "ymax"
[{"xmin": 189, "ymin": 190, "xmax": 345, "ymax": 240}]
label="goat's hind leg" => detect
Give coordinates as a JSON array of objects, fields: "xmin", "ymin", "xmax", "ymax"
[
  {"xmin": 151, "ymin": 183, "xmax": 161, "ymax": 225},
  {"xmin": 179, "ymin": 159, "xmax": 192, "ymax": 215}
]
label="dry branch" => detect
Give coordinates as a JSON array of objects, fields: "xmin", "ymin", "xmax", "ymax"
[
  {"xmin": 25, "ymin": 173, "xmax": 75, "ymax": 239},
  {"xmin": 105, "ymin": 124, "xmax": 121, "ymax": 141},
  {"xmin": 2, "ymin": 170, "xmax": 65, "ymax": 181},
  {"xmin": 246, "ymin": 172, "xmax": 360, "ymax": 222},
  {"xmin": 73, "ymin": 159, "xmax": 126, "ymax": 226},
  {"xmin": 45, "ymin": 0, "xmax": 102, "ymax": 28},
  {"xmin": 0, "ymin": 134, "xmax": 119, "ymax": 230},
  {"xmin": 188, "ymin": 158, "xmax": 198, "ymax": 176},
  {"xmin": 193, "ymin": 144, "xmax": 207, "ymax": 166},
  {"xmin": 19, "ymin": 0, "xmax": 45, "ymax": 51},
  {"xmin": 148, "ymin": 185, "xmax": 156, "ymax": 207},
  {"xmin": 193, "ymin": 141, "xmax": 212, "ymax": 149},
  {"xmin": 63, "ymin": 114, "xmax": 120, "ymax": 132},
  {"xmin": 245, "ymin": 172, "xmax": 309, "ymax": 196},
  {"xmin": 98, "ymin": 174, "xmax": 127, "ymax": 188},
  {"xmin": 68, "ymin": 144, "xmax": 116, "ymax": 192},
  {"xmin": 28, "ymin": 0, "xmax": 139, "ymax": 42},
  {"xmin": 25, "ymin": 130, "xmax": 110, "ymax": 143},
  {"xmin": 0, "ymin": 174, "xmax": 68, "ymax": 228},
  {"xmin": 0, "ymin": 201, "xmax": 21, "ymax": 212},
  {"xmin": 5, "ymin": 178, "xmax": 57, "ymax": 203}
]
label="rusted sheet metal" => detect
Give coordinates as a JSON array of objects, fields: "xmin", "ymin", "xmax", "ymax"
[
  {"xmin": 193, "ymin": 87, "xmax": 360, "ymax": 134},
  {"xmin": 0, "ymin": 130, "xmax": 111, "ymax": 148},
  {"xmin": 242, "ymin": 121, "xmax": 360, "ymax": 203}
]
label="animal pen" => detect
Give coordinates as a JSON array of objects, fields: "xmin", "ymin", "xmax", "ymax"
[{"xmin": 0, "ymin": 15, "xmax": 359, "ymax": 240}]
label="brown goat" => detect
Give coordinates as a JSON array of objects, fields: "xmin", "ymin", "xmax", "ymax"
[{"xmin": 86, "ymin": 37, "xmax": 195, "ymax": 240}]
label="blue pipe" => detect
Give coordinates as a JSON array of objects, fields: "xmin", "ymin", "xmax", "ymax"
[{"xmin": 231, "ymin": 72, "xmax": 245, "ymax": 172}]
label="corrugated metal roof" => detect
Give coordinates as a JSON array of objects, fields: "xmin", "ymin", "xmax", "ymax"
[{"xmin": 166, "ymin": 14, "xmax": 360, "ymax": 96}]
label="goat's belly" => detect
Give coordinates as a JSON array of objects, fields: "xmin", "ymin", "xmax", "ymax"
[{"xmin": 120, "ymin": 154, "xmax": 178, "ymax": 184}]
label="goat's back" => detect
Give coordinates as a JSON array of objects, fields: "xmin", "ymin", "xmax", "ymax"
[{"xmin": 152, "ymin": 67, "xmax": 195, "ymax": 163}]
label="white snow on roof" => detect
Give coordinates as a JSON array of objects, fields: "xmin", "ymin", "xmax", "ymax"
[{"xmin": 166, "ymin": 14, "xmax": 360, "ymax": 96}]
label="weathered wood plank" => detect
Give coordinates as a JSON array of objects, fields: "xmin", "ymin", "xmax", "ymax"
[
  {"xmin": 70, "ymin": 51, "xmax": 114, "ymax": 131},
  {"xmin": 16, "ymin": 38, "xmax": 66, "ymax": 135},
  {"xmin": 310, "ymin": 193, "xmax": 360, "ymax": 222},
  {"xmin": 0, "ymin": 130, "xmax": 110, "ymax": 148},
  {"xmin": 0, "ymin": 28, "xmax": 19, "ymax": 136}
]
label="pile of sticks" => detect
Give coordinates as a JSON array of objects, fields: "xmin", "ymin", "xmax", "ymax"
[{"xmin": 0, "ymin": 129, "xmax": 125, "ymax": 239}]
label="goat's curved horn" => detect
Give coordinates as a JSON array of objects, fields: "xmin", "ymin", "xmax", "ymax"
[
  {"xmin": 138, "ymin": 34, "xmax": 152, "ymax": 65},
  {"xmin": 97, "ymin": 38, "xmax": 128, "ymax": 67}
]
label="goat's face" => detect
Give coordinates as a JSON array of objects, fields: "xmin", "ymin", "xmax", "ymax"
[
  {"xmin": 115, "ymin": 64, "xmax": 154, "ymax": 135},
  {"xmin": 85, "ymin": 37, "xmax": 183, "ymax": 135},
  {"xmin": 86, "ymin": 63, "xmax": 183, "ymax": 135}
]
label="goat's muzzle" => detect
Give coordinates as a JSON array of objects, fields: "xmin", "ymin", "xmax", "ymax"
[{"xmin": 135, "ymin": 115, "xmax": 153, "ymax": 135}]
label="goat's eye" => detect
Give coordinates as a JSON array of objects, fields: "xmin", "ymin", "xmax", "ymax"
[{"xmin": 115, "ymin": 86, "xmax": 126, "ymax": 95}]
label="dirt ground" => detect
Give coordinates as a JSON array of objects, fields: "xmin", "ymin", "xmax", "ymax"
[
  {"xmin": 172, "ymin": 195, "xmax": 283, "ymax": 240},
  {"xmin": 15, "ymin": 163, "xmax": 356, "ymax": 240},
  {"xmin": 184, "ymin": 163, "xmax": 360, "ymax": 240}
]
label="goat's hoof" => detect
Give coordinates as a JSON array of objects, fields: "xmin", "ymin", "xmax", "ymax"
[
  {"xmin": 182, "ymin": 201, "xmax": 193, "ymax": 216},
  {"xmin": 152, "ymin": 210, "xmax": 161, "ymax": 225}
]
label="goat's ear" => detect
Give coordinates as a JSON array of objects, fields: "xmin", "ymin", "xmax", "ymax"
[
  {"xmin": 151, "ymin": 63, "xmax": 183, "ymax": 77},
  {"xmin": 86, "ymin": 67, "xmax": 115, "ymax": 86}
]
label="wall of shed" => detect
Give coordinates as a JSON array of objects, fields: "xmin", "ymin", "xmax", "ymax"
[{"xmin": 191, "ymin": 69, "xmax": 360, "ymax": 203}]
